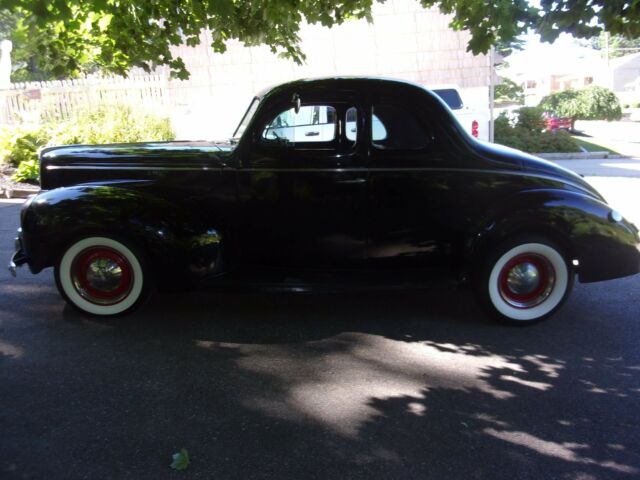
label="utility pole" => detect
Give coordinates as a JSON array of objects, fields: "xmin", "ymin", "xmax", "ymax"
[
  {"xmin": 488, "ymin": 45, "xmax": 495, "ymax": 143},
  {"xmin": 604, "ymin": 31, "xmax": 613, "ymax": 90}
]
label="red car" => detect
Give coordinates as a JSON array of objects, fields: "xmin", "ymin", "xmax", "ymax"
[{"xmin": 544, "ymin": 113, "xmax": 572, "ymax": 131}]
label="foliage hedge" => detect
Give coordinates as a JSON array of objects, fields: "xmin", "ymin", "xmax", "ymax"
[
  {"xmin": 494, "ymin": 107, "xmax": 581, "ymax": 154},
  {"xmin": 539, "ymin": 86, "xmax": 622, "ymax": 126},
  {"xmin": 0, "ymin": 104, "xmax": 175, "ymax": 183}
]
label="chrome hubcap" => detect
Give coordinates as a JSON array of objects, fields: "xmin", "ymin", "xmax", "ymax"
[
  {"xmin": 499, "ymin": 254, "xmax": 556, "ymax": 309},
  {"xmin": 84, "ymin": 258, "xmax": 123, "ymax": 293},
  {"xmin": 71, "ymin": 247, "xmax": 134, "ymax": 306},
  {"xmin": 506, "ymin": 262, "xmax": 540, "ymax": 296}
]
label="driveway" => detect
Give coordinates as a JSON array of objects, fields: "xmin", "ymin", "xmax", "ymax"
[
  {"xmin": 574, "ymin": 120, "xmax": 640, "ymax": 159},
  {"xmin": 1, "ymin": 185, "xmax": 640, "ymax": 479}
]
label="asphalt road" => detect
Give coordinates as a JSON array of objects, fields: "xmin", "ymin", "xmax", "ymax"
[{"xmin": 1, "ymin": 192, "xmax": 640, "ymax": 479}]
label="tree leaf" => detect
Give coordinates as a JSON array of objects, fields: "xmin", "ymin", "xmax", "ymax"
[
  {"xmin": 170, "ymin": 448, "xmax": 190, "ymax": 471},
  {"xmin": 6, "ymin": 0, "xmax": 640, "ymax": 80},
  {"xmin": 97, "ymin": 14, "xmax": 112, "ymax": 32}
]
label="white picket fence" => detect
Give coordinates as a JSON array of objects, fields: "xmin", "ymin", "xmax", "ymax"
[{"xmin": 0, "ymin": 74, "xmax": 170, "ymax": 124}]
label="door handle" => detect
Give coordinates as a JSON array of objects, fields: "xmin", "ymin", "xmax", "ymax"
[
  {"xmin": 305, "ymin": 131, "xmax": 320, "ymax": 137},
  {"xmin": 335, "ymin": 178, "xmax": 366, "ymax": 185}
]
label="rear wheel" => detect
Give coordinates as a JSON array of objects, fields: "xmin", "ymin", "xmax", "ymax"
[
  {"xmin": 476, "ymin": 237, "xmax": 574, "ymax": 324},
  {"xmin": 55, "ymin": 236, "xmax": 152, "ymax": 317}
]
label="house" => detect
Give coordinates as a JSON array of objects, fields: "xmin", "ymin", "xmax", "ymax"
[
  {"xmin": 502, "ymin": 42, "xmax": 606, "ymax": 106},
  {"xmin": 502, "ymin": 38, "xmax": 640, "ymax": 107},
  {"xmin": 605, "ymin": 52, "xmax": 640, "ymax": 105}
]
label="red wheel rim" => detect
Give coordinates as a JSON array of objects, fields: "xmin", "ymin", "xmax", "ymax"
[
  {"xmin": 498, "ymin": 253, "xmax": 555, "ymax": 309},
  {"xmin": 71, "ymin": 247, "xmax": 134, "ymax": 305}
]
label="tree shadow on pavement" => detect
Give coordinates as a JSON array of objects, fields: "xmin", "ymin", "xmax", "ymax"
[{"xmin": 2, "ymin": 277, "xmax": 640, "ymax": 479}]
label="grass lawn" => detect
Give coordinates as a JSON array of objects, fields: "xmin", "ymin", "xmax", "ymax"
[{"xmin": 572, "ymin": 136, "xmax": 620, "ymax": 155}]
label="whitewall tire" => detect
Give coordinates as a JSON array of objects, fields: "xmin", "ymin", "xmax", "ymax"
[
  {"xmin": 477, "ymin": 238, "xmax": 574, "ymax": 324},
  {"xmin": 55, "ymin": 236, "xmax": 151, "ymax": 316}
]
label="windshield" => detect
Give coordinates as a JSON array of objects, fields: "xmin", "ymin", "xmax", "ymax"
[{"xmin": 232, "ymin": 97, "xmax": 260, "ymax": 140}]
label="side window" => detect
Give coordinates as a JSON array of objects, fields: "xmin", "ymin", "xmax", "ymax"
[
  {"xmin": 262, "ymin": 105, "xmax": 336, "ymax": 144},
  {"xmin": 345, "ymin": 107, "xmax": 358, "ymax": 142},
  {"xmin": 371, "ymin": 104, "xmax": 430, "ymax": 150}
]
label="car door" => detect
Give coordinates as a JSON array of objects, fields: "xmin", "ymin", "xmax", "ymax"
[
  {"xmin": 236, "ymin": 98, "xmax": 368, "ymax": 268},
  {"xmin": 366, "ymin": 94, "xmax": 458, "ymax": 271}
]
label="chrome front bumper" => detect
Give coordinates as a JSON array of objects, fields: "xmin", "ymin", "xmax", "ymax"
[{"xmin": 8, "ymin": 228, "xmax": 28, "ymax": 277}]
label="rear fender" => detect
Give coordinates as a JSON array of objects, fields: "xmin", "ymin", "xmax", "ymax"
[{"xmin": 465, "ymin": 189, "xmax": 640, "ymax": 283}]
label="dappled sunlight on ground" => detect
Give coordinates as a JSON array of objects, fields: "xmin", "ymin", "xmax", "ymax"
[
  {"xmin": 1, "ymin": 278, "xmax": 639, "ymax": 478},
  {"xmin": 483, "ymin": 428, "xmax": 637, "ymax": 474},
  {"xmin": 0, "ymin": 339, "xmax": 23, "ymax": 359},
  {"xmin": 2, "ymin": 200, "xmax": 640, "ymax": 478},
  {"xmin": 197, "ymin": 333, "xmax": 523, "ymax": 436}
]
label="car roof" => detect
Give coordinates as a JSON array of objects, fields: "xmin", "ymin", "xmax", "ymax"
[{"xmin": 256, "ymin": 76, "xmax": 432, "ymax": 100}]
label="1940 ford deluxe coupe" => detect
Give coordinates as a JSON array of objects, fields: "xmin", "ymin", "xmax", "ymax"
[{"xmin": 9, "ymin": 78, "xmax": 640, "ymax": 324}]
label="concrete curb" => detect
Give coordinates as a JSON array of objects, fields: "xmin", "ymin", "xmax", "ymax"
[
  {"xmin": 535, "ymin": 152, "xmax": 626, "ymax": 160},
  {"xmin": 1, "ymin": 187, "xmax": 40, "ymax": 199}
]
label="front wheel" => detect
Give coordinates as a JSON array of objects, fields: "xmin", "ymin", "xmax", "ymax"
[
  {"xmin": 55, "ymin": 236, "xmax": 152, "ymax": 317},
  {"xmin": 476, "ymin": 237, "xmax": 574, "ymax": 324}
]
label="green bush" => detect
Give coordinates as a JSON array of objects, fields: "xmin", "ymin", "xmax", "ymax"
[
  {"xmin": 495, "ymin": 110, "xmax": 581, "ymax": 153},
  {"xmin": 13, "ymin": 158, "xmax": 40, "ymax": 183},
  {"xmin": 516, "ymin": 106, "xmax": 546, "ymax": 132},
  {"xmin": 48, "ymin": 103, "xmax": 174, "ymax": 146},
  {"xmin": 539, "ymin": 86, "xmax": 622, "ymax": 127},
  {"xmin": 0, "ymin": 125, "xmax": 50, "ymax": 167},
  {"xmin": 1, "ymin": 104, "xmax": 175, "ymax": 184}
]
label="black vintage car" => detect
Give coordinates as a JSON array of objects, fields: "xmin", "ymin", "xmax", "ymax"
[{"xmin": 9, "ymin": 78, "xmax": 640, "ymax": 324}]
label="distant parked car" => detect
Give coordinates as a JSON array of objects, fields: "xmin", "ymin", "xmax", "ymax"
[{"xmin": 543, "ymin": 112, "xmax": 573, "ymax": 132}]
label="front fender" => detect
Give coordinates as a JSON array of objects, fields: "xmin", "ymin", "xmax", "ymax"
[
  {"xmin": 466, "ymin": 189, "xmax": 640, "ymax": 283},
  {"xmin": 20, "ymin": 184, "xmax": 223, "ymax": 283}
]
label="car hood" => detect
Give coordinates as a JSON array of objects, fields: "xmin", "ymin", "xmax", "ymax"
[
  {"xmin": 38, "ymin": 141, "xmax": 237, "ymax": 190},
  {"xmin": 40, "ymin": 140, "xmax": 236, "ymax": 164},
  {"xmin": 474, "ymin": 141, "xmax": 605, "ymax": 202}
]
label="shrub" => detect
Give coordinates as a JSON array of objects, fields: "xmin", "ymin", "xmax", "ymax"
[
  {"xmin": 539, "ymin": 86, "xmax": 622, "ymax": 128},
  {"xmin": 0, "ymin": 125, "xmax": 50, "ymax": 167},
  {"xmin": 48, "ymin": 103, "xmax": 175, "ymax": 146},
  {"xmin": 2, "ymin": 104, "xmax": 175, "ymax": 184},
  {"xmin": 494, "ymin": 109, "xmax": 580, "ymax": 153},
  {"xmin": 13, "ymin": 158, "xmax": 40, "ymax": 183},
  {"xmin": 516, "ymin": 106, "xmax": 546, "ymax": 132}
]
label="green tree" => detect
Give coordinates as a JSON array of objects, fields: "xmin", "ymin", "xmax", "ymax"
[
  {"xmin": 495, "ymin": 78, "xmax": 524, "ymax": 105},
  {"xmin": 588, "ymin": 32, "xmax": 640, "ymax": 59},
  {"xmin": 1, "ymin": 1, "xmax": 640, "ymax": 80},
  {"xmin": 539, "ymin": 86, "xmax": 622, "ymax": 129}
]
